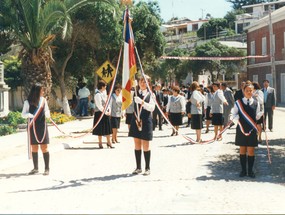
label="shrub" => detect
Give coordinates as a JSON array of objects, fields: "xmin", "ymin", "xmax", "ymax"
[
  {"xmin": 47, "ymin": 112, "xmax": 76, "ymax": 124},
  {"xmin": 0, "ymin": 125, "xmax": 16, "ymax": 136}
]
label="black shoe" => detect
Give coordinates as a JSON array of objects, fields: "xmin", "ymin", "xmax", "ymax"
[
  {"xmin": 239, "ymin": 171, "xmax": 247, "ymax": 177},
  {"xmin": 248, "ymin": 171, "xmax": 255, "ymax": 178},
  {"xmin": 269, "ymin": 129, "xmax": 273, "ymax": 132},
  {"xmin": 159, "ymin": 128, "xmax": 163, "ymax": 131},
  {"xmin": 28, "ymin": 169, "xmax": 39, "ymax": 175},
  {"xmin": 132, "ymin": 169, "xmax": 142, "ymax": 175},
  {"xmin": 99, "ymin": 144, "xmax": 103, "ymax": 149},
  {"xmin": 107, "ymin": 143, "xmax": 114, "ymax": 149}
]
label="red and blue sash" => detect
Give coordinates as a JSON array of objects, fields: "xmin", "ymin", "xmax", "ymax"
[{"xmin": 236, "ymin": 100, "xmax": 258, "ymax": 135}]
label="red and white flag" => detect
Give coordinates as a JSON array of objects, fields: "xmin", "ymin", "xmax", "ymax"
[{"xmin": 122, "ymin": 9, "xmax": 137, "ymax": 110}]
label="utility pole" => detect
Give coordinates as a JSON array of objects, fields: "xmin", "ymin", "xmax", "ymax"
[{"xmin": 268, "ymin": 5, "xmax": 277, "ymax": 93}]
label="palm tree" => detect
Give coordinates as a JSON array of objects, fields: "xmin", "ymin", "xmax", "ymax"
[{"xmin": 0, "ymin": 0, "xmax": 116, "ymax": 100}]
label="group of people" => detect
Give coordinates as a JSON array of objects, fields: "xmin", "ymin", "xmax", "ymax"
[{"xmin": 22, "ymin": 77, "xmax": 276, "ymax": 178}]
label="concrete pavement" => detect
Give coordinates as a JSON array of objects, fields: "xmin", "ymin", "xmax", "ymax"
[{"xmin": 0, "ymin": 109, "xmax": 284, "ymax": 214}]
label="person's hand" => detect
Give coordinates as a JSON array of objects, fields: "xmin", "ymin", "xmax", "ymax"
[
  {"xmin": 196, "ymin": 102, "xmax": 201, "ymax": 108},
  {"xmin": 134, "ymin": 96, "xmax": 143, "ymax": 104},
  {"xmin": 272, "ymin": 106, "xmax": 275, "ymax": 111},
  {"xmin": 181, "ymin": 112, "xmax": 185, "ymax": 115},
  {"xmin": 224, "ymin": 101, "xmax": 228, "ymax": 106},
  {"xmin": 28, "ymin": 113, "xmax": 34, "ymax": 118},
  {"xmin": 210, "ymin": 113, "xmax": 213, "ymax": 117},
  {"xmin": 105, "ymin": 108, "xmax": 111, "ymax": 116}
]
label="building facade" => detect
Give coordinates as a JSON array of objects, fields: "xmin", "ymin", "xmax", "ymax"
[{"xmin": 247, "ymin": 6, "xmax": 285, "ymax": 105}]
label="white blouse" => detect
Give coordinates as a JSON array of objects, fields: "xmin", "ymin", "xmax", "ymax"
[
  {"xmin": 21, "ymin": 97, "xmax": 51, "ymax": 119},
  {"xmin": 231, "ymin": 97, "xmax": 263, "ymax": 122}
]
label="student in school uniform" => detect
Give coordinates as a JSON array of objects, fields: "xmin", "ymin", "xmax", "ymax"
[
  {"xmin": 165, "ymin": 86, "xmax": 186, "ymax": 136},
  {"xmin": 110, "ymin": 84, "xmax": 123, "ymax": 144},
  {"xmin": 231, "ymin": 82, "xmax": 263, "ymax": 178},
  {"xmin": 21, "ymin": 84, "xmax": 51, "ymax": 175},
  {"xmin": 92, "ymin": 80, "xmax": 114, "ymax": 149},
  {"xmin": 189, "ymin": 81, "xmax": 205, "ymax": 143},
  {"xmin": 129, "ymin": 75, "xmax": 155, "ymax": 176},
  {"xmin": 210, "ymin": 82, "xmax": 228, "ymax": 141}
]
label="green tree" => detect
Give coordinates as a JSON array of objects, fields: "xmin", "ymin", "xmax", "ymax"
[
  {"xmin": 0, "ymin": 0, "xmax": 115, "ymax": 101},
  {"xmin": 224, "ymin": 9, "xmax": 245, "ymax": 30},
  {"xmin": 51, "ymin": 1, "xmax": 119, "ymax": 115},
  {"xmin": 160, "ymin": 48, "xmax": 191, "ymax": 85},
  {"xmin": 197, "ymin": 18, "xmax": 228, "ymax": 40},
  {"xmin": 192, "ymin": 39, "xmax": 245, "ymax": 82},
  {"xmin": 131, "ymin": 1, "xmax": 165, "ymax": 76}
]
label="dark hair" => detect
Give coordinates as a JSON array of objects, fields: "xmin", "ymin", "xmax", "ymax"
[
  {"xmin": 113, "ymin": 84, "xmax": 122, "ymax": 92},
  {"xmin": 97, "ymin": 80, "xmax": 106, "ymax": 90},
  {"xmin": 221, "ymin": 82, "xmax": 227, "ymax": 88},
  {"xmin": 252, "ymin": 81, "xmax": 261, "ymax": 90},
  {"xmin": 27, "ymin": 84, "xmax": 43, "ymax": 106},
  {"xmin": 207, "ymin": 85, "xmax": 214, "ymax": 93},
  {"xmin": 263, "ymin": 79, "xmax": 270, "ymax": 83},
  {"xmin": 172, "ymin": 86, "xmax": 180, "ymax": 93},
  {"xmin": 212, "ymin": 82, "xmax": 220, "ymax": 87}
]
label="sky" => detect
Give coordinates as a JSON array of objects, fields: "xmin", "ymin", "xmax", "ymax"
[{"xmin": 155, "ymin": 0, "xmax": 233, "ymax": 22}]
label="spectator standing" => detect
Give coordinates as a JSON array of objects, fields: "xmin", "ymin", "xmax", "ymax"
[
  {"xmin": 92, "ymin": 81, "xmax": 113, "ymax": 149},
  {"xmin": 78, "ymin": 82, "xmax": 90, "ymax": 116},
  {"xmin": 204, "ymin": 85, "xmax": 214, "ymax": 133},
  {"xmin": 261, "ymin": 80, "xmax": 276, "ymax": 131},
  {"xmin": 152, "ymin": 83, "xmax": 163, "ymax": 131},
  {"xmin": 185, "ymin": 85, "xmax": 192, "ymax": 127},
  {"xmin": 110, "ymin": 85, "xmax": 123, "ymax": 143},
  {"xmin": 166, "ymin": 86, "xmax": 186, "ymax": 136},
  {"xmin": 221, "ymin": 82, "xmax": 235, "ymax": 128},
  {"xmin": 189, "ymin": 82, "xmax": 205, "ymax": 143},
  {"xmin": 211, "ymin": 82, "xmax": 228, "ymax": 141}
]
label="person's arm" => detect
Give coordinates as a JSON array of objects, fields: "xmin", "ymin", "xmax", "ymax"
[
  {"xmin": 94, "ymin": 93, "xmax": 104, "ymax": 112},
  {"xmin": 230, "ymin": 102, "xmax": 239, "ymax": 123},
  {"xmin": 218, "ymin": 90, "xmax": 228, "ymax": 105},
  {"xmin": 142, "ymin": 93, "xmax": 155, "ymax": 112},
  {"xmin": 181, "ymin": 96, "xmax": 186, "ymax": 113},
  {"xmin": 21, "ymin": 100, "xmax": 34, "ymax": 118},
  {"xmin": 256, "ymin": 101, "xmax": 263, "ymax": 120}
]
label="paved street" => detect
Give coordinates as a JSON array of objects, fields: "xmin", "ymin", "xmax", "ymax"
[{"xmin": 0, "ymin": 109, "xmax": 284, "ymax": 214}]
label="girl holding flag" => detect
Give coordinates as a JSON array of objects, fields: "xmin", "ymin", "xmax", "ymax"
[
  {"xmin": 21, "ymin": 84, "xmax": 51, "ymax": 175},
  {"xmin": 129, "ymin": 75, "xmax": 155, "ymax": 176},
  {"xmin": 231, "ymin": 82, "xmax": 263, "ymax": 178}
]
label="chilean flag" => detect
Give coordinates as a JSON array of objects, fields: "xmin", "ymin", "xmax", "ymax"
[{"xmin": 122, "ymin": 8, "xmax": 137, "ymax": 110}]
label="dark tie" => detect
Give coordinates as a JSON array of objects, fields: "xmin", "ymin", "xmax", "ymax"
[{"xmin": 247, "ymin": 99, "xmax": 250, "ymax": 106}]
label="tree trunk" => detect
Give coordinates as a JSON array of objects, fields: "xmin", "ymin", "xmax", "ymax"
[
  {"xmin": 58, "ymin": 75, "xmax": 71, "ymax": 116},
  {"xmin": 21, "ymin": 49, "xmax": 52, "ymax": 101}
]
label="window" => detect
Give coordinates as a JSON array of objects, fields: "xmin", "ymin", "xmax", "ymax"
[
  {"xmin": 262, "ymin": 37, "xmax": 267, "ymax": 55},
  {"xmin": 250, "ymin": 41, "xmax": 255, "ymax": 64},
  {"xmin": 253, "ymin": 75, "xmax": 258, "ymax": 83}
]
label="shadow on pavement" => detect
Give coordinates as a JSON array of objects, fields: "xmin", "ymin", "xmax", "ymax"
[
  {"xmin": 11, "ymin": 173, "xmax": 136, "ymax": 193},
  {"xmin": 0, "ymin": 173, "xmax": 29, "ymax": 179},
  {"xmin": 196, "ymin": 139, "xmax": 285, "ymax": 185}
]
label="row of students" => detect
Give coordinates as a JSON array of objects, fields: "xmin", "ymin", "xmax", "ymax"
[{"xmin": 22, "ymin": 78, "xmax": 264, "ymax": 179}]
